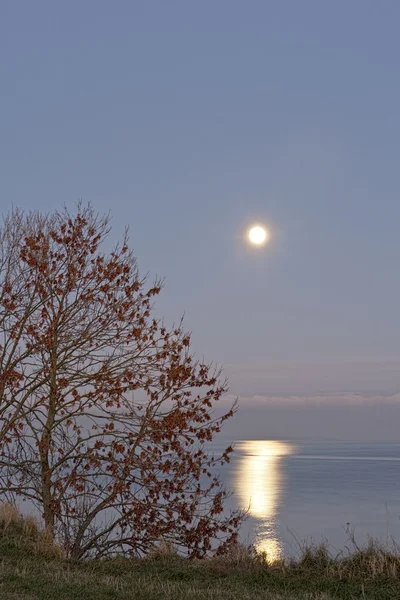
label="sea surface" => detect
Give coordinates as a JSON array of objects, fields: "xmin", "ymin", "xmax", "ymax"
[{"xmin": 212, "ymin": 440, "xmax": 400, "ymax": 560}]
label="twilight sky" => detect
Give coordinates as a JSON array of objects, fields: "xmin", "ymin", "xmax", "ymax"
[{"xmin": 2, "ymin": 1, "xmax": 400, "ymax": 440}]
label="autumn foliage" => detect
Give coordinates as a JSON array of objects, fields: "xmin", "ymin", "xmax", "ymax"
[{"xmin": 0, "ymin": 204, "xmax": 244, "ymax": 560}]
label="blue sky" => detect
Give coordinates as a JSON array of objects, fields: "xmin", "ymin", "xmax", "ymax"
[{"xmin": 2, "ymin": 1, "xmax": 400, "ymax": 438}]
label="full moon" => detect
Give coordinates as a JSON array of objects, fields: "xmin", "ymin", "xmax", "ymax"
[{"xmin": 248, "ymin": 225, "xmax": 269, "ymax": 245}]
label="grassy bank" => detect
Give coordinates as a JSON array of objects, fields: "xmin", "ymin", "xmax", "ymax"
[{"xmin": 0, "ymin": 504, "xmax": 399, "ymax": 600}]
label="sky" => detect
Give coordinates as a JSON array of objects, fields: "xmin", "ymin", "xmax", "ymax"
[{"xmin": 2, "ymin": 1, "xmax": 400, "ymax": 440}]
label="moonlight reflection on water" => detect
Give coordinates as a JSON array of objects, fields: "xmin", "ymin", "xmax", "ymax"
[{"xmin": 234, "ymin": 440, "xmax": 294, "ymax": 561}]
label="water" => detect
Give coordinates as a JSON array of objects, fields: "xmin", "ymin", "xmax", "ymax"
[
  {"xmin": 14, "ymin": 438, "xmax": 400, "ymax": 560},
  {"xmin": 214, "ymin": 440, "xmax": 400, "ymax": 561}
]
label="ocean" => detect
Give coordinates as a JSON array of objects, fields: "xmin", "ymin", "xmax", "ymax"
[{"xmin": 213, "ymin": 440, "xmax": 400, "ymax": 560}]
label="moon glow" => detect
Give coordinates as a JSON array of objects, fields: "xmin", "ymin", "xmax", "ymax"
[{"xmin": 248, "ymin": 225, "xmax": 269, "ymax": 245}]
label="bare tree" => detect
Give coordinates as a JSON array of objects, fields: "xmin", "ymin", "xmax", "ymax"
[{"xmin": 0, "ymin": 203, "xmax": 244, "ymax": 559}]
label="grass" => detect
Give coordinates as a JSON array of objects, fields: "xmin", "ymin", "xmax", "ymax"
[{"xmin": 0, "ymin": 503, "xmax": 399, "ymax": 599}]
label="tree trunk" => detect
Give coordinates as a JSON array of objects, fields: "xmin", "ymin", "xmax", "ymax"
[{"xmin": 39, "ymin": 339, "xmax": 58, "ymax": 541}]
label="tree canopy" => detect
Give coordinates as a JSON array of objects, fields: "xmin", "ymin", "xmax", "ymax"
[{"xmin": 0, "ymin": 203, "xmax": 244, "ymax": 559}]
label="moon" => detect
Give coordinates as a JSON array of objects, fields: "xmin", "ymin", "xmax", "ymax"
[{"xmin": 248, "ymin": 225, "xmax": 269, "ymax": 245}]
